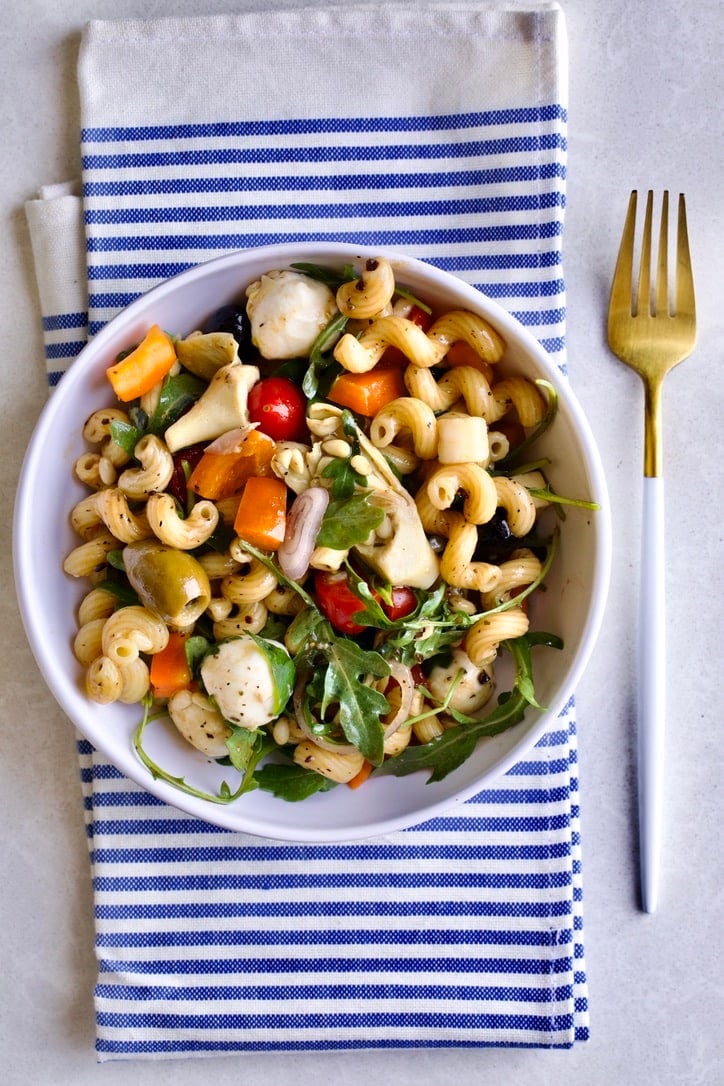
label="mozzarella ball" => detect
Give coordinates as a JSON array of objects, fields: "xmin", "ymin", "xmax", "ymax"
[
  {"xmin": 245, "ymin": 270, "xmax": 337, "ymax": 359},
  {"xmin": 200, "ymin": 635, "xmax": 287, "ymax": 729},
  {"xmin": 426, "ymin": 649, "xmax": 495, "ymax": 713}
]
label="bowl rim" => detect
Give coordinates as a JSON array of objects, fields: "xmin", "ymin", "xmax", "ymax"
[{"xmin": 13, "ymin": 242, "xmax": 612, "ymax": 841}]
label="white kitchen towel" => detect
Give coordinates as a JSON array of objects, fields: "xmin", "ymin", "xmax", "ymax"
[{"xmin": 25, "ymin": 3, "xmax": 589, "ymax": 1061}]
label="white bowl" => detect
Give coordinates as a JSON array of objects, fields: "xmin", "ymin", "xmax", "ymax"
[{"xmin": 14, "ymin": 242, "xmax": 611, "ymax": 841}]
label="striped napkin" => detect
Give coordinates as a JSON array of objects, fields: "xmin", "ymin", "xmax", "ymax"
[{"xmin": 24, "ymin": 3, "xmax": 589, "ymax": 1060}]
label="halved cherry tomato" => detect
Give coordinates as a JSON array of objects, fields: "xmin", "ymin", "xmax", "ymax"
[
  {"xmin": 248, "ymin": 376, "xmax": 307, "ymax": 442},
  {"xmin": 315, "ymin": 573, "xmax": 417, "ymax": 635},
  {"xmin": 380, "ymin": 585, "xmax": 417, "ymax": 621},
  {"xmin": 314, "ymin": 571, "xmax": 367, "ymax": 635}
]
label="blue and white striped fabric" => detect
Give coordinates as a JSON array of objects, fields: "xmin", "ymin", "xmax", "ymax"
[{"xmin": 26, "ymin": 4, "xmax": 589, "ymax": 1059}]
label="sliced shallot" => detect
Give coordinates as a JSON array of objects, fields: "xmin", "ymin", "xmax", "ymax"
[{"xmin": 278, "ymin": 485, "xmax": 329, "ymax": 581}]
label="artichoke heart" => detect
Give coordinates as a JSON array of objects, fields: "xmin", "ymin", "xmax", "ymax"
[{"xmin": 123, "ymin": 540, "xmax": 211, "ymax": 626}]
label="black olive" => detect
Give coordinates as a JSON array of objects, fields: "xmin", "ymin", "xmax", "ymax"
[
  {"xmin": 473, "ymin": 508, "xmax": 518, "ymax": 564},
  {"xmin": 204, "ymin": 303, "xmax": 254, "ymax": 360}
]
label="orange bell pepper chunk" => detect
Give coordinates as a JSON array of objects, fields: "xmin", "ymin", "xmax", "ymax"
[
  {"xmin": 106, "ymin": 324, "xmax": 177, "ymax": 401},
  {"xmin": 187, "ymin": 429, "xmax": 276, "ymax": 500},
  {"xmin": 233, "ymin": 475, "xmax": 288, "ymax": 551},
  {"xmin": 328, "ymin": 365, "xmax": 406, "ymax": 417},
  {"xmin": 149, "ymin": 631, "xmax": 192, "ymax": 700}
]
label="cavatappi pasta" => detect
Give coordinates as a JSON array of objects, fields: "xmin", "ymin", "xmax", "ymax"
[{"xmin": 63, "ymin": 256, "xmax": 579, "ymax": 803}]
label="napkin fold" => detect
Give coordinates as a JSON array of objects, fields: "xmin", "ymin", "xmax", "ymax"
[{"xmin": 25, "ymin": 3, "xmax": 589, "ymax": 1060}]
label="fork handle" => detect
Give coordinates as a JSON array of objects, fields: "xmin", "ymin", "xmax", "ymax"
[{"xmin": 639, "ymin": 475, "xmax": 665, "ymax": 913}]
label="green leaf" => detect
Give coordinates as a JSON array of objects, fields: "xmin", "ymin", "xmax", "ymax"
[
  {"xmin": 109, "ymin": 418, "xmax": 143, "ymax": 456},
  {"xmin": 375, "ymin": 633, "xmax": 563, "ymax": 783},
  {"xmin": 315, "ymin": 640, "xmax": 390, "ymax": 765},
  {"xmin": 316, "ymin": 493, "xmax": 385, "ymax": 549},
  {"xmin": 225, "ymin": 726, "xmax": 260, "ymax": 773},
  {"xmin": 184, "ymin": 634, "xmax": 213, "ymax": 680},
  {"xmin": 302, "ymin": 311, "xmax": 348, "ymax": 399},
  {"xmin": 253, "ymin": 761, "xmax": 337, "ymax": 801},
  {"xmin": 289, "ymin": 262, "xmax": 357, "ymax": 291},
  {"xmin": 246, "ymin": 633, "xmax": 296, "ymax": 715},
  {"xmin": 148, "ymin": 372, "xmax": 206, "ymax": 434},
  {"xmin": 321, "ymin": 455, "xmax": 367, "ymax": 501}
]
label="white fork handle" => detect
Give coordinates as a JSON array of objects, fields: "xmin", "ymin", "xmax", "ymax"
[{"xmin": 638, "ymin": 476, "xmax": 665, "ymax": 913}]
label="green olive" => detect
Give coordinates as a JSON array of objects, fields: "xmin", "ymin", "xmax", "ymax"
[{"xmin": 123, "ymin": 540, "xmax": 211, "ymax": 626}]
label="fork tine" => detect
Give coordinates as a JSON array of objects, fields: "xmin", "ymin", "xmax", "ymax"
[
  {"xmin": 655, "ymin": 191, "xmax": 669, "ymax": 316},
  {"xmin": 637, "ymin": 190, "xmax": 654, "ymax": 316},
  {"xmin": 609, "ymin": 189, "xmax": 638, "ymax": 316},
  {"xmin": 675, "ymin": 194, "xmax": 696, "ymax": 319}
]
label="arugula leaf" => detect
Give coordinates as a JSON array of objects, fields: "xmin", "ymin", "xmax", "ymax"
[
  {"xmin": 253, "ymin": 761, "xmax": 337, "ymax": 801},
  {"xmin": 132, "ymin": 700, "xmax": 276, "ymax": 804},
  {"xmin": 375, "ymin": 633, "xmax": 562, "ymax": 783},
  {"xmin": 225, "ymin": 726, "xmax": 260, "ymax": 773},
  {"xmin": 302, "ymin": 311, "xmax": 348, "ymax": 399},
  {"xmin": 321, "ymin": 455, "xmax": 367, "ymax": 501},
  {"xmin": 300, "ymin": 641, "xmax": 390, "ymax": 765},
  {"xmin": 247, "ymin": 633, "xmax": 296, "ymax": 715},
  {"xmin": 289, "ymin": 262, "xmax": 358, "ymax": 291},
  {"xmin": 316, "ymin": 493, "xmax": 385, "ymax": 549}
]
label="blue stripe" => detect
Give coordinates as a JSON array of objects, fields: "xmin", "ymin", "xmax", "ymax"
[
  {"xmin": 44, "ymin": 340, "xmax": 87, "ymax": 360},
  {"xmin": 90, "ymin": 842, "xmax": 571, "ymax": 865},
  {"xmin": 89, "ymin": 814, "xmax": 569, "ymax": 839},
  {"xmin": 97, "ymin": 953, "xmax": 573, "ymax": 977},
  {"xmin": 93, "ymin": 871, "xmax": 572, "ymax": 892},
  {"xmin": 81, "ymin": 133, "xmax": 566, "ymax": 171},
  {"xmin": 84, "ymin": 192, "xmax": 564, "ymax": 226},
  {"xmin": 95, "ymin": 980, "xmax": 574, "ymax": 1003},
  {"xmin": 85, "ymin": 220, "xmax": 563, "ymax": 254},
  {"xmin": 97, "ymin": 927, "xmax": 570, "ymax": 949},
  {"xmin": 42, "ymin": 311, "xmax": 87, "ymax": 331},
  {"xmin": 95, "ymin": 1037, "xmax": 576, "ymax": 1053},
  {"xmin": 95, "ymin": 898, "xmax": 572, "ymax": 921},
  {"xmin": 83, "ymin": 162, "xmax": 566, "ymax": 196},
  {"xmin": 81, "ymin": 106, "xmax": 567, "ymax": 143},
  {"xmin": 95, "ymin": 1009, "xmax": 573, "ymax": 1032}
]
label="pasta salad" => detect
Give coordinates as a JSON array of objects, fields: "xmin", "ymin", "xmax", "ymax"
[{"xmin": 63, "ymin": 256, "xmax": 593, "ymax": 804}]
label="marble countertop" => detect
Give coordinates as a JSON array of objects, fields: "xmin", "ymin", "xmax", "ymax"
[{"xmin": 2, "ymin": 1, "xmax": 722, "ymax": 1082}]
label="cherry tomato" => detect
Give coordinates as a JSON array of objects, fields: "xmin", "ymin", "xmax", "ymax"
[
  {"xmin": 315, "ymin": 574, "xmax": 417, "ymax": 635},
  {"xmin": 248, "ymin": 376, "xmax": 307, "ymax": 442},
  {"xmin": 380, "ymin": 585, "xmax": 417, "ymax": 621},
  {"xmin": 314, "ymin": 571, "xmax": 367, "ymax": 635}
]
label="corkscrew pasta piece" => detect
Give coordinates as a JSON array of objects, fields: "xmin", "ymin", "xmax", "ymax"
[
  {"xmin": 145, "ymin": 492, "xmax": 219, "ymax": 549},
  {"xmin": 100, "ymin": 605, "xmax": 170, "ymax": 665},
  {"xmin": 212, "ymin": 602, "xmax": 268, "ymax": 640},
  {"xmin": 77, "ymin": 586, "xmax": 117, "ymax": 626},
  {"xmin": 85, "ymin": 655, "xmax": 124, "ymax": 704},
  {"xmin": 404, "ymin": 364, "xmax": 499, "ymax": 421},
  {"xmin": 293, "ymin": 740, "xmax": 366, "ymax": 784},
  {"xmin": 369, "ymin": 396, "xmax": 438, "ymax": 459},
  {"xmin": 220, "ymin": 559, "xmax": 278, "ymax": 606},
  {"xmin": 334, "ymin": 306, "xmax": 505, "ymax": 374},
  {"xmin": 415, "ymin": 490, "xmax": 502, "ymax": 594},
  {"xmin": 117, "ymin": 434, "xmax": 175, "ymax": 499},
  {"xmin": 480, "ymin": 549, "xmax": 543, "ymax": 610},
  {"xmin": 94, "ymin": 487, "xmax": 152, "ymax": 544},
  {"xmin": 464, "ymin": 607, "xmax": 531, "ymax": 667},
  {"xmin": 70, "ymin": 494, "xmax": 104, "ymax": 539},
  {"xmin": 336, "ymin": 257, "xmax": 395, "ymax": 319},
  {"xmin": 492, "ymin": 476, "xmax": 538, "ymax": 537},
  {"xmin": 73, "ymin": 618, "xmax": 107, "ymax": 667},
  {"xmin": 63, "ymin": 528, "xmax": 119, "ymax": 578},
  {"xmin": 426, "ymin": 462, "xmax": 499, "ymax": 524},
  {"xmin": 490, "ymin": 376, "xmax": 547, "ymax": 428}
]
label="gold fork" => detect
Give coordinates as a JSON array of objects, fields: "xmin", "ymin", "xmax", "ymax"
[{"xmin": 607, "ymin": 190, "xmax": 696, "ymax": 913}]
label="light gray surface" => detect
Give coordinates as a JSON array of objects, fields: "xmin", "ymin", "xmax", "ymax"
[{"xmin": 2, "ymin": 1, "xmax": 722, "ymax": 1083}]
